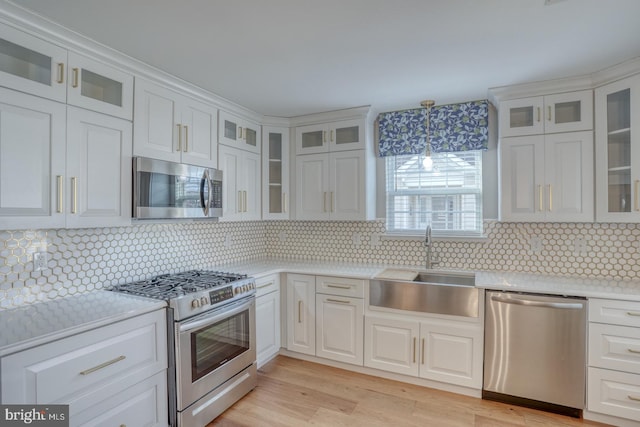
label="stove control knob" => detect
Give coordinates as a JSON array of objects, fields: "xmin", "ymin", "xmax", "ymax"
[
  {"xmin": 243, "ymin": 284, "xmax": 248, "ymax": 292},
  {"xmin": 234, "ymin": 287, "xmax": 240, "ymax": 295},
  {"xmin": 200, "ymin": 296, "xmax": 208, "ymax": 306},
  {"xmin": 191, "ymin": 299, "xmax": 200, "ymax": 309}
]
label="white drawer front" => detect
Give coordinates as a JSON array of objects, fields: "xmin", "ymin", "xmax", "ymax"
[
  {"xmin": 590, "ymin": 299, "xmax": 640, "ymax": 327},
  {"xmin": 1, "ymin": 310, "xmax": 167, "ymax": 408},
  {"xmin": 588, "ymin": 367, "xmax": 640, "ymax": 421},
  {"xmin": 589, "ymin": 323, "xmax": 640, "ymax": 374},
  {"xmin": 255, "ymin": 274, "xmax": 280, "ymax": 297},
  {"xmin": 316, "ymin": 276, "xmax": 365, "ymax": 298}
]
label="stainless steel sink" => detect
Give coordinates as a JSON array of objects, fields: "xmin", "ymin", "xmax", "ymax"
[{"xmin": 370, "ymin": 271, "xmax": 479, "ymax": 318}]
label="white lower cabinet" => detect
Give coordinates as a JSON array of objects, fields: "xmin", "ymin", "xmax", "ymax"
[
  {"xmin": 587, "ymin": 298, "xmax": 640, "ymax": 424},
  {"xmin": 256, "ymin": 274, "xmax": 281, "ymax": 367},
  {"xmin": 1, "ymin": 309, "xmax": 168, "ymax": 427},
  {"xmin": 286, "ymin": 274, "xmax": 316, "ymax": 356},
  {"xmin": 316, "ymin": 291, "xmax": 364, "ymax": 366},
  {"xmin": 364, "ymin": 314, "xmax": 483, "ymax": 389}
]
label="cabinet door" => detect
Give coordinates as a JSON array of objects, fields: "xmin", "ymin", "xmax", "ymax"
[
  {"xmin": 180, "ymin": 98, "xmax": 218, "ymax": 168},
  {"xmin": 242, "ymin": 119, "xmax": 261, "ymax": 154},
  {"xmin": 295, "ymin": 153, "xmax": 330, "ymax": 220},
  {"xmin": 0, "ymin": 88, "xmax": 66, "ymax": 230},
  {"xmin": 499, "ymin": 97, "xmax": 544, "ymax": 137},
  {"xmin": 544, "ymin": 90, "xmax": 593, "ymax": 134},
  {"xmin": 595, "ymin": 74, "xmax": 640, "ymax": 222},
  {"xmin": 242, "ymin": 150, "xmax": 261, "ymax": 220},
  {"xmin": 0, "ymin": 23, "xmax": 67, "ymax": 102},
  {"xmin": 262, "ymin": 126, "xmax": 290, "ymax": 219},
  {"xmin": 419, "ymin": 319, "xmax": 483, "ymax": 389},
  {"xmin": 330, "ymin": 150, "xmax": 365, "ymax": 220},
  {"xmin": 316, "ymin": 295, "xmax": 363, "ymax": 366},
  {"xmin": 295, "ymin": 123, "xmax": 328, "ymax": 155},
  {"xmin": 364, "ymin": 315, "xmax": 419, "ymax": 377},
  {"xmin": 219, "ymin": 111, "xmax": 260, "ymax": 154},
  {"xmin": 329, "ymin": 119, "xmax": 365, "ymax": 151},
  {"xmin": 256, "ymin": 290, "xmax": 281, "ymax": 367},
  {"xmin": 286, "ymin": 274, "xmax": 316, "ymax": 356},
  {"xmin": 66, "ymin": 107, "xmax": 132, "ymax": 228},
  {"xmin": 544, "ymin": 131, "xmax": 593, "ymax": 221},
  {"xmin": 66, "ymin": 52, "xmax": 133, "ymax": 120},
  {"xmin": 500, "ymin": 135, "xmax": 545, "ymax": 221},
  {"xmin": 132, "ymin": 78, "xmax": 181, "ymax": 163},
  {"xmin": 218, "ymin": 144, "xmax": 241, "ymax": 220}
]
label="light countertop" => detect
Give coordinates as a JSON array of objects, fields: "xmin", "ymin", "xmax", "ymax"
[{"xmin": 0, "ymin": 291, "xmax": 166, "ymax": 357}]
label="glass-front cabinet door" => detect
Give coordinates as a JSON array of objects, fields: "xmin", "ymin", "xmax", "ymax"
[
  {"xmin": 329, "ymin": 119, "xmax": 365, "ymax": 152},
  {"xmin": 295, "ymin": 123, "xmax": 328, "ymax": 155},
  {"xmin": 218, "ymin": 110, "xmax": 261, "ymax": 154},
  {"xmin": 595, "ymin": 74, "xmax": 640, "ymax": 222},
  {"xmin": 0, "ymin": 22, "xmax": 67, "ymax": 102},
  {"xmin": 262, "ymin": 126, "xmax": 290, "ymax": 219},
  {"xmin": 66, "ymin": 52, "xmax": 134, "ymax": 120}
]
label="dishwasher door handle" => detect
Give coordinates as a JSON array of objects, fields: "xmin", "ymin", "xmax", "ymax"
[{"xmin": 490, "ymin": 294, "xmax": 584, "ymax": 309}]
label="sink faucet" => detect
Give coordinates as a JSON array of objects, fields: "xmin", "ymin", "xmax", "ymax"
[{"xmin": 425, "ymin": 224, "xmax": 439, "ymax": 269}]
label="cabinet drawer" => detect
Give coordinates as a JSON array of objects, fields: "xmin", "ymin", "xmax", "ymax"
[
  {"xmin": 1, "ymin": 310, "xmax": 167, "ymax": 407},
  {"xmin": 590, "ymin": 299, "xmax": 640, "ymax": 327},
  {"xmin": 74, "ymin": 371, "xmax": 167, "ymax": 427},
  {"xmin": 589, "ymin": 323, "xmax": 640, "ymax": 374},
  {"xmin": 588, "ymin": 367, "xmax": 640, "ymax": 421},
  {"xmin": 255, "ymin": 274, "xmax": 280, "ymax": 297},
  {"xmin": 316, "ymin": 276, "xmax": 365, "ymax": 298}
]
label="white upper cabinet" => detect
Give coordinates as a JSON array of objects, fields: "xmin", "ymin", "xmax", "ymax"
[
  {"xmin": 0, "ymin": 23, "xmax": 133, "ymax": 119},
  {"xmin": 499, "ymin": 90, "xmax": 593, "ymax": 137},
  {"xmin": 218, "ymin": 144, "xmax": 261, "ymax": 221},
  {"xmin": 66, "ymin": 107, "xmax": 132, "ymax": 228},
  {"xmin": 0, "ymin": 22, "xmax": 67, "ymax": 102},
  {"xmin": 133, "ymin": 78, "xmax": 218, "ymax": 168},
  {"xmin": 500, "ymin": 131, "xmax": 594, "ymax": 222},
  {"xmin": 595, "ymin": 73, "xmax": 640, "ymax": 222},
  {"xmin": 295, "ymin": 119, "xmax": 364, "ymax": 155},
  {"xmin": 262, "ymin": 126, "xmax": 290, "ymax": 219},
  {"xmin": 0, "ymin": 88, "xmax": 66, "ymax": 230},
  {"xmin": 66, "ymin": 52, "xmax": 133, "ymax": 120},
  {"xmin": 219, "ymin": 110, "xmax": 261, "ymax": 154}
]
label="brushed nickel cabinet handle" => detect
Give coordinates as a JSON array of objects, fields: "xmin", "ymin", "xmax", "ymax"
[
  {"xmin": 238, "ymin": 126, "xmax": 243, "ymax": 140},
  {"xmin": 177, "ymin": 124, "xmax": 183, "ymax": 152},
  {"xmin": 243, "ymin": 190, "xmax": 247, "ymax": 213},
  {"xmin": 628, "ymin": 395, "xmax": 640, "ymax": 402},
  {"xmin": 56, "ymin": 175, "xmax": 63, "ymax": 213},
  {"xmin": 627, "ymin": 311, "xmax": 640, "ymax": 317},
  {"xmin": 80, "ymin": 355, "xmax": 126, "ymax": 375},
  {"xmin": 71, "ymin": 177, "xmax": 77, "ymax": 214},
  {"xmin": 323, "ymin": 130, "xmax": 327, "ymax": 143},
  {"xmin": 72, "ymin": 67, "xmax": 79, "ymax": 88},
  {"xmin": 56, "ymin": 63, "xmax": 64, "ymax": 84},
  {"xmin": 282, "ymin": 192, "xmax": 287, "ymax": 214},
  {"xmin": 184, "ymin": 125, "xmax": 189, "ymax": 152},
  {"xmin": 421, "ymin": 338, "xmax": 425, "ymax": 365},
  {"xmin": 635, "ymin": 180, "xmax": 640, "ymax": 211},
  {"xmin": 413, "ymin": 337, "xmax": 417, "ymax": 363},
  {"xmin": 628, "ymin": 348, "xmax": 640, "ymax": 354},
  {"xmin": 548, "ymin": 184, "xmax": 553, "ymax": 212},
  {"xmin": 330, "ymin": 130, "xmax": 334, "ymax": 142},
  {"xmin": 547, "ymin": 105, "xmax": 551, "ymax": 121},
  {"xmin": 298, "ymin": 300, "xmax": 302, "ymax": 323},
  {"xmin": 537, "ymin": 107, "xmax": 541, "ymax": 123},
  {"xmin": 327, "ymin": 298, "xmax": 350, "ymax": 304}
]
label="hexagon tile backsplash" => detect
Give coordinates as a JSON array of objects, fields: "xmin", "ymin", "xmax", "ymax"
[{"xmin": 2, "ymin": 219, "xmax": 640, "ymax": 309}]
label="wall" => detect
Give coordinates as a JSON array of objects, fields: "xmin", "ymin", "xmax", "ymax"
[{"xmin": 2, "ymin": 220, "xmax": 640, "ymax": 309}]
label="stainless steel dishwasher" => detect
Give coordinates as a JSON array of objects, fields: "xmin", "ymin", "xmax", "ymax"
[{"xmin": 483, "ymin": 291, "xmax": 587, "ymax": 418}]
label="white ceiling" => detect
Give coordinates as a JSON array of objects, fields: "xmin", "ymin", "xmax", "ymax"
[{"xmin": 8, "ymin": 0, "xmax": 640, "ymax": 117}]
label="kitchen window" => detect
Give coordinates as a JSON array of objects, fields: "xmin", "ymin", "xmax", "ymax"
[{"xmin": 385, "ymin": 150, "xmax": 483, "ymax": 237}]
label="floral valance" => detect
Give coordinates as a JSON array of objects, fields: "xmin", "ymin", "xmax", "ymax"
[{"xmin": 377, "ymin": 100, "xmax": 489, "ymax": 157}]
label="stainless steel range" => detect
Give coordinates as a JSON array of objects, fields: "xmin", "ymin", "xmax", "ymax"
[{"xmin": 109, "ymin": 270, "xmax": 257, "ymax": 427}]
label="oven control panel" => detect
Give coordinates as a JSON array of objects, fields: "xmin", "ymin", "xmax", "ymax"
[{"xmin": 209, "ymin": 286, "xmax": 234, "ymax": 304}]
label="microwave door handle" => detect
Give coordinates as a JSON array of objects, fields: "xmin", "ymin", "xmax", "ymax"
[{"xmin": 200, "ymin": 169, "xmax": 210, "ymax": 216}]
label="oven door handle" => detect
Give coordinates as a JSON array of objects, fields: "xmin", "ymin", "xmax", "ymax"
[{"xmin": 178, "ymin": 297, "xmax": 254, "ymax": 334}]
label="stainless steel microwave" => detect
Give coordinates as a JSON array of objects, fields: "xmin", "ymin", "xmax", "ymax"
[{"xmin": 133, "ymin": 157, "xmax": 222, "ymax": 219}]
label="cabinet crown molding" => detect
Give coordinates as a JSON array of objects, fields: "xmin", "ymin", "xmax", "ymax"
[{"xmin": 289, "ymin": 105, "xmax": 372, "ymax": 127}]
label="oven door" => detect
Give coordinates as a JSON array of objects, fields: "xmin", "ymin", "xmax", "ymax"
[{"xmin": 175, "ymin": 296, "xmax": 256, "ymax": 411}]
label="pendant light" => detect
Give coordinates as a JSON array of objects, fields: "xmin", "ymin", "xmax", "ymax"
[{"xmin": 420, "ymin": 100, "xmax": 435, "ymax": 170}]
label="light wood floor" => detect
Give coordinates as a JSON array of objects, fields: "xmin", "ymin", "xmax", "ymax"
[{"xmin": 209, "ymin": 356, "xmax": 610, "ymax": 427}]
